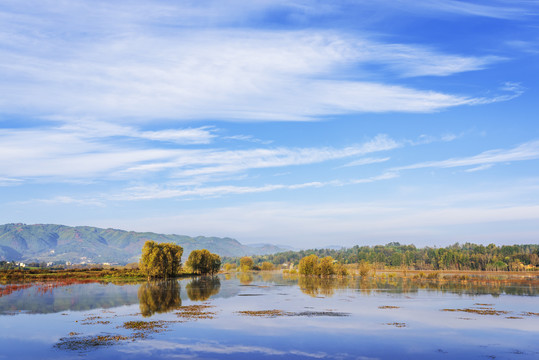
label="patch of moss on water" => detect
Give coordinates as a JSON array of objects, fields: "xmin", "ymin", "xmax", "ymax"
[
  {"xmin": 175, "ymin": 304, "xmax": 217, "ymax": 320},
  {"xmin": 122, "ymin": 320, "xmax": 168, "ymax": 333},
  {"xmin": 55, "ymin": 334, "xmax": 131, "ymax": 351},
  {"xmin": 441, "ymin": 308, "xmax": 509, "ymax": 316},
  {"xmin": 236, "ymin": 309, "xmax": 288, "ymax": 317},
  {"xmin": 385, "ymin": 322, "xmax": 407, "ymax": 328}
]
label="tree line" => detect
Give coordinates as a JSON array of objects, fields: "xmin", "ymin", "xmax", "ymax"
[{"xmin": 224, "ymin": 243, "xmax": 539, "ymax": 271}]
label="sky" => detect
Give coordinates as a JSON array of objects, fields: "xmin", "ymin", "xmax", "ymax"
[{"xmin": 1, "ymin": 0, "xmax": 539, "ymax": 249}]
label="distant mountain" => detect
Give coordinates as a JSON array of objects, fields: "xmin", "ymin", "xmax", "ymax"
[
  {"xmin": 246, "ymin": 243, "xmax": 298, "ymax": 252},
  {"xmin": 0, "ymin": 223, "xmax": 288, "ymax": 265}
]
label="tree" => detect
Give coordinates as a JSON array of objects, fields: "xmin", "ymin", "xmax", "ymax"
[
  {"xmin": 317, "ymin": 256, "xmax": 336, "ymax": 276},
  {"xmin": 240, "ymin": 256, "xmax": 254, "ymax": 272},
  {"xmin": 299, "ymin": 254, "xmax": 319, "ymax": 275},
  {"xmin": 261, "ymin": 262, "xmax": 274, "ymax": 271},
  {"xmin": 186, "ymin": 249, "xmax": 221, "ymax": 275},
  {"xmin": 139, "ymin": 241, "xmax": 183, "ymax": 280}
]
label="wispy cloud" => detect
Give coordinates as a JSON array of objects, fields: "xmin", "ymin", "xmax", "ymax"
[
  {"xmin": 110, "ymin": 172, "xmax": 396, "ymax": 201},
  {"xmin": 464, "ymin": 164, "xmax": 494, "ymax": 173},
  {"xmin": 0, "ymin": 126, "xmax": 397, "ymax": 181},
  {"xmin": 394, "ymin": 140, "xmax": 539, "ymax": 172},
  {"xmin": 0, "ymin": 2, "xmax": 514, "ymax": 122},
  {"xmin": 122, "ymin": 134, "xmax": 399, "ymax": 179},
  {"xmin": 341, "ymin": 157, "xmax": 390, "ymax": 168},
  {"xmin": 0, "ymin": 177, "xmax": 22, "ymax": 186},
  {"xmin": 380, "ymin": 0, "xmax": 537, "ymax": 20},
  {"xmin": 57, "ymin": 120, "xmax": 216, "ymax": 144}
]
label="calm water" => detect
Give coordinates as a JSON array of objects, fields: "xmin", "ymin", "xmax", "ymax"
[{"xmin": 0, "ymin": 273, "xmax": 537, "ymax": 360}]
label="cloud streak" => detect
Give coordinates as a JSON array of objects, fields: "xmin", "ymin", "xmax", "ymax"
[
  {"xmin": 0, "ymin": 125, "xmax": 398, "ymax": 181},
  {"xmin": 394, "ymin": 140, "xmax": 539, "ymax": 172},
  {"xmin": 0, "ymin": 2, "xmax": 513, "ymax": 122}
]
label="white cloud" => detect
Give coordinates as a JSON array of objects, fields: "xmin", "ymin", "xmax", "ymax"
[
  {"xmin": 0, "ymin": 126, "xmax": 397, "ymax": 181},
  {"xmin": 394, "ymin": 140, "xmax": 539, "ymax": 171},
  {"xmin": 341, "ymin": 157, "xmax": 390, "ymax": 167},
  {"xmin": 0, "ymin": 2, "xmax": 512, "ymax": 122},
  {"xmin": 111, "ymin": 172, "xmax": 396, "ymax": 201},
  {"xmin": 0, "ymin": 177, "xmax": 22, "ymax": 186},
  {"xmin": 464, "ymin": 164, "xmax": 494, "ymax": 173}
]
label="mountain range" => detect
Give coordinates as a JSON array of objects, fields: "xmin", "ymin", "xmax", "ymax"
[{"xmin": 0, "ymin": 223, "xmax": 287, "ymax": 265}]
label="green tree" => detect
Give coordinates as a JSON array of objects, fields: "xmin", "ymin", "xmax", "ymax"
[
  {"xmin": 139, "ymin": 241, "xmax": 183, "ymax": 280},
  {"xmin": 186, "ymin": 249, "xmax": 221, "ymax": 275}
]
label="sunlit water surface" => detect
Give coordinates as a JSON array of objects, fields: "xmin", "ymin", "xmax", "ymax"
[{"xmin": 0, "ymin": 273, "xmax": 537, "ymax": 360}]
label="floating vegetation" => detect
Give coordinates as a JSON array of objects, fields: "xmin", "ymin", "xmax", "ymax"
[
  {"xmin": 474, "ymin": 303, "xmax": 494, "ymax": 306},
  {"xmin": 82, "ymin": 320, "xmax": 111, "ymax": 325},
  {"xmin": 55, "ymin": 334, "xmax": 131, "ymax": 351},
  {"xmin": 175, "ymin": 304, "xmax": 217, "ymax": 321},
  {"xmin": 521, "ymin": 312, "xmax": 539, "ymax": 317},
  {"xmin": 506, "ymin": 316, "xmax": 524, "ymax": 319},
  {"xmin": 441, "ymin": 308, "xmax": 509, "ymax": 316},
  {"xmin": 122, "ymin": 320, "xmax": 168, "ymax": 334},
  {"xmin": 378, "ymin": 306, "xmax": 400, "ymax": 309},
  {"xmin": 385, "ymin": 322, "xmax": 407, "ymax": 327},
  {"xmin": 294, "ymin": 311, "xmax": 350, "ymax": 317},
  {"xmin": 236, "ymin": 309, "xmax": 287, "ymax": 317}
]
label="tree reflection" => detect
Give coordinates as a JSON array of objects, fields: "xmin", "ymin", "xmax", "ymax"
[
  {"xmin": 186, "ymin": 276, "xmax": 221, "ymax": 301},
  {"xmin": 238, "ymin": 272, "xmax": 253, "ymax": 285},
  {"xmin": 138, "ymin": 280, "xmax": 182, "ymax": 317},
  {"xmin": 298, "ymin": 276, "xmax": 352, "ymax": 297}
]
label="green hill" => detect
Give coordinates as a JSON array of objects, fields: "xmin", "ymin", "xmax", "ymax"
[{"xmin": 0, "ymin": 223, "xmax": 286, "ymax": 265}]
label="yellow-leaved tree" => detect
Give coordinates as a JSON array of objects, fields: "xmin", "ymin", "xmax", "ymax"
[{"xmin": 140, "ymin": 241, "xmax": 183, "ymax": 280}]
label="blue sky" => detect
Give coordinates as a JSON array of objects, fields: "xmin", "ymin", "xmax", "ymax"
[{"xmin": 1, "ymin": 0, "xmax": 538, "ymax": 248}]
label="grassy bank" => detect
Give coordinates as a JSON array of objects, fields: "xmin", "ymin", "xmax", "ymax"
[{"xmin": 0, "ymin": 268, "xmax": 197, "ymax": 282}]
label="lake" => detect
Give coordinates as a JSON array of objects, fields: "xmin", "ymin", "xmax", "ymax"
[{"xmin": 0, "ymin": 272, "xmax": 537, "ymax": 359}]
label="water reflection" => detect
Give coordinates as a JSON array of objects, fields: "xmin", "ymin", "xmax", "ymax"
[
  {"xmin": 299, "ymin": 276, "xmax": 352, "ymax": 297},
  {"xmin": 295, "ymin": 274, "xmax": 539, "ymax": 297},
  {"xmin": 186, "ymin": 276, "xmax": 221, "ymax": 301},
  {"xmin": 138, "ymin": 280, "xmax": 182, "ymax": 317},
  {"xmin": 238, "ymin": 272, "xmax": 253, "ymax": 285},
  {"xmin": 0, "ymin": 280, "xmax": 139, "ymax": 314}
]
